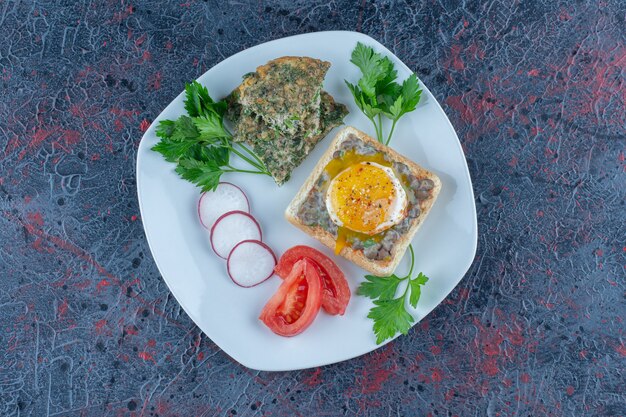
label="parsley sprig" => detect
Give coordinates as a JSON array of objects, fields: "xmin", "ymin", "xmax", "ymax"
[
  {"xmin": 357, "ymin": 245, "xmax": 428, "ymax": 344},
  {"xmin": 152, "ymin": 81, "xmax": 270, "ymax": 191},
  {"xmin": 345, "ymin": 42, "xmax": 422, "ymax": 145}
]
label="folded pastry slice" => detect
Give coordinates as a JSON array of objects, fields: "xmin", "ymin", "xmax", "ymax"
[
  {"xmin": 231, "ymin": 92, "xmax": 348, "ymax": 185},
  {"xmin": 232, "ymin": 56, "xmax": 331, "ymax": 135}
]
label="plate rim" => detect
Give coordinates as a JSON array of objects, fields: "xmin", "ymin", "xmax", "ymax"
[{"xmin": 136, "ymin": 30, "xmax": 478, "ymax": 371}]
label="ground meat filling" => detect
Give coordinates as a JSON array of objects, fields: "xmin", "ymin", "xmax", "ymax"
[
  {"xmin": 297, "ymin": 134, "xmax": 434, "ymax": 260},
  {"xmin": 298, "ymin": 171, "xmax": 338, "ymax": 235}
]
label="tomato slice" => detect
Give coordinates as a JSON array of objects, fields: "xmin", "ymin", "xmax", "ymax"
[
  {"xmin": 274, "ymin": 245, "xmax": 351, "ymax": 315},
  {"xmin": 259, "ymin": 258, "xmax": 322, "ymax": 337}
]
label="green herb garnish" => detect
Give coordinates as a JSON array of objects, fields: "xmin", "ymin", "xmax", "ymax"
[
  {"xmin": 357, "ymin": 245, "xmax": 428, "ymax": 344},
  {"xmin": 346, "ymin": 43, "xmax": 429, "ymax": 344},
  {"xmin": 152, "ymin": 81, "xmax": 270, "ymax": 191},
  {"xmin": 345, "ymin": 42, "xmax": 422, "ymax": 145},
  {"xmin": 362, "ymin": 238, "xmax": 378, "ymax": 248}
]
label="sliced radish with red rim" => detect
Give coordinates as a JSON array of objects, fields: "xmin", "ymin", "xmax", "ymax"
[
  {"xmin": 227, "ymin": 240, "xmax": 277, "ymax": 287},
  {"xmin": 198, "ymin": 182, "xmax": 250, "ymax": 229},
  {"xmin": 210, "ymin": 211, "xmax": 262, "ymax": 259}
]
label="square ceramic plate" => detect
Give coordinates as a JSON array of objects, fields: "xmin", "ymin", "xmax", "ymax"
[{"xmin": 136, "ymin": 31, "xmax": 477, "ymax": 371}]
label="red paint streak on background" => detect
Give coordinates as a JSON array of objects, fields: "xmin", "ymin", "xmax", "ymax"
[
  {"xmin": 357, "ymin": 344, "xmax": 396, "ymax": 394},
  {"xmin": 3, "ymin": 135, "xmax": 20, "ymax": 158},
  {"xmin": 138, "ymin": 351, "xmax": 155, "ymax": 362},
  {"xmin": 16, "ymin": 211, "xmax": 122, "ymax": 285},
  {"xmin": 430, "ymin": 345, "xmax": 442, "ymax": 355},
  {"xmin": 27, "ymin": 211, "xmax": 44, "ymax": 227},
  {"xmin": 135, "ymin": 33, "xmax": 147, "ymax": 47},
  {"xmin": 2, "ymin": 211, "xmax": 194, "ymax": 334},
  {"xmin": 431, "ymin": 367, "xmax": 444, "ymax": 383},
  {"xmin": 14, "ymin": 126, "xmax": 83, "ymax": 161},
  {"xmin": 139, "ymin": 119, "xmax": 151, "ymax": 132},
  {"xmin": 110, "ymin": 107, "xmax": 140, "ymax": 134},
  {"xmin": 302, "ymin": 368, "xmax": 323, "ymax": 387},
  {"xmin": 96, "ymin": 279, "xmax": 111, "ymax": 291},
  {"xmin": 149, "ymin": 71, "xmax": 162, "ymax": 90},
  {"xmin": 94, "ymin": 319, "xmax": 108, "ymax": 335},
  {"xmin": 140, "ymin": 50, "xmax": 151, "ymax": 63},
  {"xmin": 448, "ymin": 44, "xmax": 465, "ymax": 71},
  {"xmin": 58, "ymin": 299, "xmax": 69, "ymax": 317},
  {"xmin": 18, "ymin": 128, "xmax": 57, "ymax": 160}
]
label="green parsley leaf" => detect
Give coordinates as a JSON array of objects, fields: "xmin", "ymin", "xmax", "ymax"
[
  {"xmin": 377, "ymin": 81, "xmax": 402, "ymax": 109},
  {"xmin": 345, "ymin": 81, "xmax": 364, "ymax": 111},
  {"xmin": 156, "ymin": 120, "xmax": 176, "ymax": 139},
  {"xmin": 368, "ymin": 297, "xmax": 415, "ymax": 344},
  {"xmin": 346, "ymin": 81, "xmax": 382, "ymax": 121},
  {"xmin": 151, "ymin": 138, "xmax": 197, "ymax": 163},
  {"xmin": 387, "ymin": 95, "xmax": 404, "ymax": 120},
  {"xmin": 409, "ymin": 273, "xmax": 428, "ymax": 308},
  {"xmin": 375, "ymin": 56, "xmax": 398, "ymax": 90},
  {"xmin": 184, "ymin": 82, "xmax": 203, "ymax": 118},
  {"xmin": 358, "ymin": 274, "xmax": 402, "ymax": 300},
  {"xmin": 203, "ymin": 100, "xmax": 228, "ymax": 118},
  {"xmin": 204, "ymin": 145, "xmax": 230, "ymax": 167},
  {"xmin": 193, "ymin": 112, "xmax": 230, "ymax": 140},
  {"xmin": 195, "ymin": 82, "xmax": 213, "ymax": 106},
  {"xmin": 345, "ymin": 43, "xmax": 423, "ymax": 144},
  {"xmin": 184, "ymin": 81, "xmax": 212, "ymax": 117},
  {"xmin": 175, "ymin": 158, "xmax": 223, "ymax": 192},
  {"xmin": 358, "ymin": 245, "xmax": 430, "ymax": 344},
  {"xmin": 171, "ymin": 115, "xmax": 200, "ymax": 141},
  {"xmin": 413, "ymin": 272, "xmax": 428, "ymax": 286},
  {"xmin": 380, "ymin": 75, "xmax": 421, "ymax": 121},
  {"xmin": 399, "ymin": 74, "xmax": 421, "ymax": 117},
  {"xmin": 152, "ymin": 81, "xmax": 270, "ymax": 192},
  {"xmin": 350, "ymin": 42, "xmax": 388, "ymax": 97}
]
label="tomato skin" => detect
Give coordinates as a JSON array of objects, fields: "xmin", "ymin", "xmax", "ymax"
[
  {"xmin": 259, "ymin": 258, "xmax": 322, "ymax": 337},
  {"xmin": 274, "ymin": 245, "xmax": 351, "ymax": 315}
]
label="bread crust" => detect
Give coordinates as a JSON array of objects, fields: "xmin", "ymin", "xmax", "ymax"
[{"xmin": 284, "ymin": 126, "xmax": 441, "ymax": 276}]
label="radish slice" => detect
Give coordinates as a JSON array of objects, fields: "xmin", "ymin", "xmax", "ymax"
[
  {"xmin": 198, "ymin": 182, "xmax": 250, "ymax": 229},
  {"xmin": 210, "ymin": 211, "xmax": 262, "ymax": 259},
  {"xmin": 227, "ymin": 240, "xmax": 276, "ymax": 287}
]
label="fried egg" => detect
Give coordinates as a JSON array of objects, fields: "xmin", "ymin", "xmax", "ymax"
[{"xmin": 326, "ymin": 162, "xmax": 408, "ymax": 235}]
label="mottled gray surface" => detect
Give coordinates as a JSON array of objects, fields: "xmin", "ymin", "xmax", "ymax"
[{"xmin": 1, "ymin": 1, "xmax": 625, "ymax": 416}]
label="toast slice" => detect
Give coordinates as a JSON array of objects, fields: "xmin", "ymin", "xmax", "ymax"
[{"xmin": 285, "ymin": 126, "xmax": 441, "ymax": 276}]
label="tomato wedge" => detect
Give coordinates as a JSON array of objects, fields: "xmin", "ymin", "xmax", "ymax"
[
  {"xmin": 274, "ymin": 245, "xmax": 350, "ymax": 315},
  {"xmin": 259, "ymin": 258, "xmax": 322, "ymax": 337}
]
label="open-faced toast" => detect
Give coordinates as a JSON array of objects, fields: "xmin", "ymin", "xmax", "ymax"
[{"xmin": 285, "ymin": 126, "xmax": 441, "ymax": 276}]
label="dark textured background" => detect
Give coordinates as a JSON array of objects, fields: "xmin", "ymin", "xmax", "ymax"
[{"xmin": 1, "ymin": 0, "xmax": 625, "ymax": 416}]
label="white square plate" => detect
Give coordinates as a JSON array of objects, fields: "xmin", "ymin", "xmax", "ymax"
[{"xmin": 136, "ymin": 31, "xmax": 477, "ymax": 371}]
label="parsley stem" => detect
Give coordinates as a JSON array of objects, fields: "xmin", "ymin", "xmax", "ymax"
[
  {"xmin": 377, "ymin": 114, "xmax": 384, "ymax": 143},
  {"xmin": 224, "ymin": 166, "xmax": 268, "ymax": 175},
  {"xmin": 229, "ymin": 145, "xmax": 271, "ymax": 175},
  {"xmin": 405, "ymin": 244, "xmax": 415, "ymax": 279},
  {"xmin": 369, "ymin": 117, "xmax": 380, "ymax": 142},
  {"xmin": 229, "ymin": 146, "xmax": 266, "ymax": 172},
  {"xmin": 236, "ymin": 142, "xmax": 266, "ymax": 168},
  {"xmin": 384, "ymin": 119, "xmax": 398, "ymax": 146},
  {"xmin": 400, "ymin": 245, "xmax": 416, "ymax": 297}
]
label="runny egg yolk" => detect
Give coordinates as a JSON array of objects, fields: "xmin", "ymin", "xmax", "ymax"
[{"xmin": 326, "ymin": 162, "xmax": 408, "ymax": 237}]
